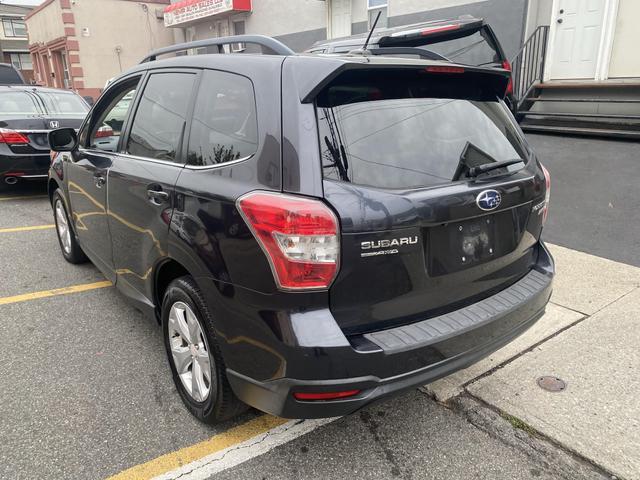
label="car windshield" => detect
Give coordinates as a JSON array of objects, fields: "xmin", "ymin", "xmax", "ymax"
[
  {"xmin": 38, "ymin": 92, "xmax": 89, "ymax": 115},
  {"xmin": 0, "ymin": 91, "xmax": 42, "ymax": 115},
  {"xmin": 316, "ymin": 71, "xmax": 527, "ymax": 189}
]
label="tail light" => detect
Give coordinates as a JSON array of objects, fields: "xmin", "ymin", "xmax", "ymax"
[
  {"xmin": 94, "ymin": 125, "xmax": 114, "ymax": 138},
  {"xmin": 540, "ymin": 163, "xmax": 551, "ymax": 224},
  {"xmin": 0, "ymin": 128, "xmax": 29, "ymax": 144},
  {"xmin": 237, "ymin": 192, "xmax": 340, "ymax": 291},
  {"xmin": 502, "ymin": 60, "xmax": 513, "ymax": 96}
]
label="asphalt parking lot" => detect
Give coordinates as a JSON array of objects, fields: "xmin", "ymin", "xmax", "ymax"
[{"xmin": 0, "ymin": 133, "xmax": 638, "ymax": 480}]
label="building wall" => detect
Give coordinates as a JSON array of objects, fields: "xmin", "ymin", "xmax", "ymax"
[
  {"xmin": 25, "ymin": 1, "xmax": 64, "ymax": 44},
  {"xmin": 0, "ymin": 4, "xmax": 33, "ymax": 82},
  {"xmin": 523, "ymin": 0, "xmax": 552, "ymax": 39},
  {"xmin": 73, "ymin": 0, "xmax": 174, "ymax": 88},
  {"xmin": 189, "ymin": 0, "xmax": 328, "ymax": 52},
  {"xmin": 608, "ymin": 0, "xmax": 640, "ymax": 79},
  {"xmin": 27, "ymin": 0, "xmax": 173, "ymax": 100}
]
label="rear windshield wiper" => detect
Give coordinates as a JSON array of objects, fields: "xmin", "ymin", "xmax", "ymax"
[{"xmin": 468, "ymin": 159, "xmax": 524, "ymax": 177}]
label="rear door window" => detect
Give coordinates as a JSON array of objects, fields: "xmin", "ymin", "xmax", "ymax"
[
  {"xmin": 316, "ymin": 69, "xmax": 526, "ymax": 189},
  {"xmin": 186, "ymin": 70, "xmax": 258, "ymax": 166},
  {"xmin": 126, "ymin": 72, "xmax": 196, "ymax": 163}
]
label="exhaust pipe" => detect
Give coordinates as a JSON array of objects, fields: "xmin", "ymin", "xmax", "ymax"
[{"xmin": 4, "ymin": 176, "xmax": 18, "ymax": 185}]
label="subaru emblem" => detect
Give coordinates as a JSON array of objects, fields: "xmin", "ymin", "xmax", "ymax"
[
  {"xmin": 476, "ymin": 189, "xmax": 502, "ymax": 211},
  {"xmin": 49, "ymin": 121, "xmax": 60, "ymax": 129}
]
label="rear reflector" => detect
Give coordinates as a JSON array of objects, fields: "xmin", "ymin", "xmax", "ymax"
[
  {"xmin": 293, "ymin": 390, "xmax": 360, "ymax": 401},
  {"xmin": 424, "ymin": 66, "xmax": 465, "ymax": 74},
  {"xmin": 237, "ymin": 192, "xmax": 340, "ymax": 290},
  {"xmin": 0, "ymin": 128, "xmax": 29, "ymax": 144},
  {"xmin": 541, "ymin": 163, "xmax": 551, "ymax": 224},
  {"xmin": 502, "ymin": 60, "xmax": 513, "ymax": 95}
]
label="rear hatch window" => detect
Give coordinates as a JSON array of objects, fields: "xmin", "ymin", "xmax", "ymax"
[
  {"xmin": 316, "ymin": 68, "xmax": 526, "ymax": 190},
  {"xmin": 0, "ymin": 91, "xmax": 42, "ymax": 115},
  {"xmin": 37, "ymin": 92, "xmax": 89, "ymax": 115}
]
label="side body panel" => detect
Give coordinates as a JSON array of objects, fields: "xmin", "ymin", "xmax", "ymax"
[
  {"xmin": 66, "ymin": 148, "xmax": 115, "ymax": 281},
  {"xmin": 107, "ymin": 69, "xmax": 198, "ymax": 313},
  {"xmin": 167, "ymin": 57, "xmax": 333, "ymax": 380}
]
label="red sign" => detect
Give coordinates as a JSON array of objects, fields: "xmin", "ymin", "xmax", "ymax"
[{"xmin": 164, "ymin": 0, "xmax": 251, "ymax": 27}]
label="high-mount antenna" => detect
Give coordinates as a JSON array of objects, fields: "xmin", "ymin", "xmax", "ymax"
[{"xmin": 362, "ymin": 10, "xmax": 382, "ymax": 52}]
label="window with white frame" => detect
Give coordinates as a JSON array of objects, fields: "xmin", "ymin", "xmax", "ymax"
[
  {"xmin": 9, "ymin": 53, "xmax": 33, "ymax": 70},
  {"xmin": 368, "ymin": 0, "xmax": 388, "ymax": 29},
  {"xmin": 3, "ymin": 18, "xmax": 27, "ymax": 37}
]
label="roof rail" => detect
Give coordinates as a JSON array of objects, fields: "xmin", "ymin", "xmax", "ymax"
[{"xmin": 140, "ymin": 35, "xmax": 295, "ymax": 63}]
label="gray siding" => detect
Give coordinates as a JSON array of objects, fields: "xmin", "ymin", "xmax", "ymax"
[{"xmin": 275, "ymin": 28, "xmax": 328, "ymax": 53}]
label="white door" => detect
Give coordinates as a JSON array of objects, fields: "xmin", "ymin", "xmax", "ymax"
[
  {"xmin": 330, "ymin": 0, "xmax": 351, "ymax": 39},
  {"xmin": 548, "ymin": 0, "xmax": 606, "ymax": 79}
]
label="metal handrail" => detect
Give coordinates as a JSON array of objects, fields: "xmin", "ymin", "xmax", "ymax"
[
  {"xmin": 510, "ymin": 25, "xmax": 549, "ymax": 110},
  {"xmin": 140, "ymin": 35, "xmax": 295, "ymax": 63}
]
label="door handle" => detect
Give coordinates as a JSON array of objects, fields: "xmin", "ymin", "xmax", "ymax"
[
  {"xmin": 94, "ymin": 175, "xmax": 106, "ymax": 188},
  {"xmin": 147, "ymin": 188, "xmax": 169, "ymax": 205}
]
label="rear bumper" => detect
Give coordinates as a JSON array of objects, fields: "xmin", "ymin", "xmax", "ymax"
[
  {"xmin": 227, "ymin": 242, "xmax": 554, "ymax": 419},
  {"xmin": 0, "ymin": 154, "xmax": 50, "ymax": 179}
]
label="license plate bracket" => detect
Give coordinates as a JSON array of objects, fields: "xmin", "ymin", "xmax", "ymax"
[{"xmin": 428, "ymin": 211, "xmax": 515, "ymax": 275}]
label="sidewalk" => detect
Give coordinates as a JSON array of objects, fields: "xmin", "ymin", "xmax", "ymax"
[{"xmin": 426, "ymin": 244, "xmax": 640, "ymax": 479}]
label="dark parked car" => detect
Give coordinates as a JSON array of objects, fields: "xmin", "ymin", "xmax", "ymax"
[
  {"xmin": 48, "ymin": 35, "xmax": 553, "ymax": 424},
  {"xmin": 0, "ymin": 63, "xmax": 26, "ymax": 85},
  {"xmin": 0, "ymin": 85, "xmax": 89, "ymax": 186},
  {"xmin": 308, "ymin": 16, "xmax": 515, "ymax": 109}
]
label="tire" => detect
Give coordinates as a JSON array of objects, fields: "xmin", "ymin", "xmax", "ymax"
[
  {"xmin": 52, "ymin": 189, "xmax": 88, "ymax": 264},
  {"xmin": 162, "ymin": 276, "xmax": 247, "ymax": 424}
]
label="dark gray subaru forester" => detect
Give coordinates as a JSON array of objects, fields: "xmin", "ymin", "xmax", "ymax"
[{"xmin": 48, "ymin": 35, "xmax": 553, "ymax": 424}]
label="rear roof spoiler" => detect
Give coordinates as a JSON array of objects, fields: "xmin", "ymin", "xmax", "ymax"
[
  {"xmin": 378, "ymin": 18, "xmax": 485, "ymax": 48},
  {"xmin": 288, "ymin": 57, "xmax": 510, "ymax": 103}
]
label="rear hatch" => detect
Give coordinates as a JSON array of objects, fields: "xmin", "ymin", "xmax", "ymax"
[{"xmin": 313, "ymin": 64, "xmax": 546, "ymax": 334}]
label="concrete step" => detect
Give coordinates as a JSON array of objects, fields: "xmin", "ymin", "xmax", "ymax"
[{"xmin": 520, "ymin": 123, "xmax": 640, "ymax": 140}]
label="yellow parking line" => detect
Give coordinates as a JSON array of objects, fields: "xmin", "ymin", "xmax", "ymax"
[
  {"xmin": 0, "ymin": 195, "xmax": 48, "ymax": 202},
  {"xmin": 107, "ymin": 415, "xmax": 288, "ymax": 480},
  {"xmin": 0, "ymin": 224, "xmax": 55, "ymax": 234},
  {"xmin": 0, "ymin": 280, "xmax": 113, "ymax": 306}
]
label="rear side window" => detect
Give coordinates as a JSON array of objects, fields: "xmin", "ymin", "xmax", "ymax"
[
  {"xmin": 0, "ymin": 91, "xmax": 41, "ymax": 115},
  {"xmin": 126, "ymin": 72, "xmax": 195, "ymax": 163},
  {"xmin": 38, "ymin": 92, "xmax": 89, "ymax": 115},
  {"xmin": 186, "ymin": 70, "xmax": 257, "ymax": 166},
  {"xmin": 316, "ymin": 69, "xmax": 526, "ymax": 189}
]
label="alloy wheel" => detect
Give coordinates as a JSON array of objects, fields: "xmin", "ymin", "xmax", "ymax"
[
  {"xmin": 55, "ymin": 199, "xmax": 72, "ymax": 254},
  {"xmin": 168, "ymin": 301, "xmax": 212, "ymax": 402}
]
